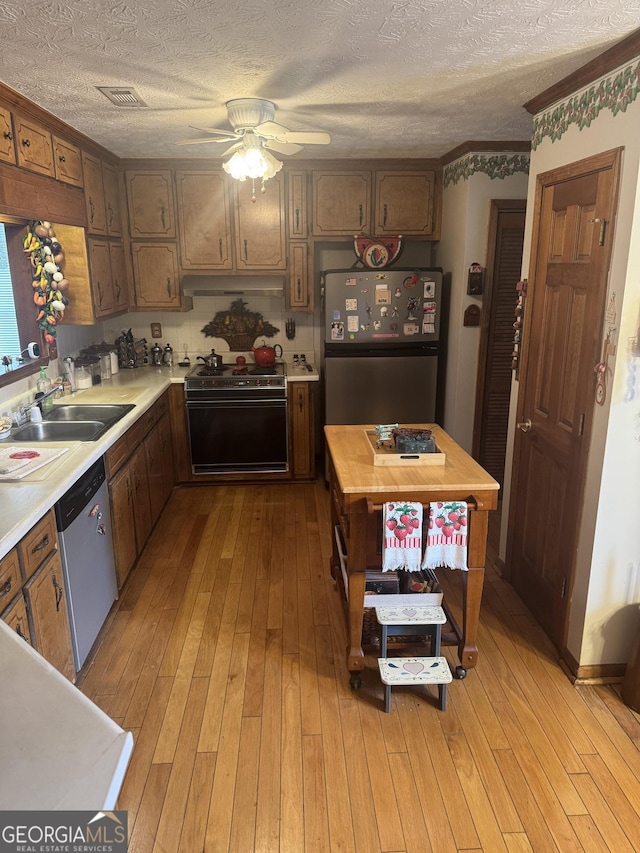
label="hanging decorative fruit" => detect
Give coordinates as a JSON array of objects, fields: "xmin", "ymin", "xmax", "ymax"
[{"xmin": 23, "ymin": 220, "xmax": 70, "ymax": 345}]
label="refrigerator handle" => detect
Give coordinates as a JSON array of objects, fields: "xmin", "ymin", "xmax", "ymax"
[{"xmin": 320, "ymin": 273, "xmax": 325, "ymax": 313}]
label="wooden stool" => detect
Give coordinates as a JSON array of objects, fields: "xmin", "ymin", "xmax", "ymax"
[{"xmin": 375, "ymin": 604, "xmax": 452, "ymax": 712}]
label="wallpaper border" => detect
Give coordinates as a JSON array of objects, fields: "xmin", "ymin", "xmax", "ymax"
[{"xmin": 443, "ymin": 153, "xmax": 530, "ymax": 189}]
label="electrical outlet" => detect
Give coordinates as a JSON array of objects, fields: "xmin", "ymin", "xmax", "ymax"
[{"xmin": 151, "ymin": 323, "xmax": 162, "ymax": 338}]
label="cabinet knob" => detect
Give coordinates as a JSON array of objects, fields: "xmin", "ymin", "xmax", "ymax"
[
  {"xmin": 3, "ymin": 131, "xmax": 12, "ymax": 141},
  {"xmin": 21, "ymin": 137, "xmax": 31, "ymax": 147},
  {"xmin": 59, "ymin": 154, "xmax": 66, "ymax": 163}
]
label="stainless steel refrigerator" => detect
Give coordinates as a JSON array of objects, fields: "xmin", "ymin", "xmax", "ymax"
[{"xmin": 322, "ymin": 267, "xmax": 446, "ymax": 425}]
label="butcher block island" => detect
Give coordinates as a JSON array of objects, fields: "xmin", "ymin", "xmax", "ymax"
[{"xmin": 324, "ymin": 424, "xmax": 499, "ymax": 686}]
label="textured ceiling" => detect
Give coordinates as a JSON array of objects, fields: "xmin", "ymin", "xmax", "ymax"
[{"xmin": 0, "ymin": 0, "xmax": 638, "ymax": 161}]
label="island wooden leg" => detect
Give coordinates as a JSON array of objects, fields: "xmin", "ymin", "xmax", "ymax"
[
  {"xmin": 457, "ymin": 507, "xmax": 488, "ymax": 673},
  {"xmin": 347, "ymin": 570, "xmax": 366, "ymax": 687}
]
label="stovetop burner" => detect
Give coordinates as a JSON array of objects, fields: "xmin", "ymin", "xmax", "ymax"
[
  {"xmin": 193, "ymin": 365, "xmax": 230, "ymax": 377},
  {"xmin": 186, "ymin": 360, "xmax": 286, "ymax": 389}
]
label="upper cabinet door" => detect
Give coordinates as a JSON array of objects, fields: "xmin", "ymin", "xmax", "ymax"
[
  {"xmin": 82, "ymin": 151, "xmax": 107, "ymax": 235},
  {"xmin": 233, "ymin": 174, "xmax": 286, "ymax": 270},
  {"xmin": 287, "ymin": 171, "xmax": 308, "ymax": 238},
  {"xmin": 126, "ymin": 170, "xmax": 176, "ymax": 238},
  {"xmin": 131, "ymin": 242, "xmax": 180, "ymax": 309},
  {"xmin": 0, "ymin": 107, "xmax": 16, "ymax": 165},
  {"xmin": 88, "ymin": 238, "xmax": 115, "ymax": 318},
  {"xmin": 374, "ymin": 171, "xmax": 439, "ymax": 237},
  {"xmin": 102, "ymin": 162, "xmax": 124, "ymax": 237},
  {"xmin": 311, "ymin": 171, "xmax": 371, "ymax": 236},
  {"xmin": 175, "ymin": 171, "xmax": 232, "ymax": 269},
  {"xmin": 13, "ymin": 115, "xmax": 54, "ymax": 177},
  {"xmin": 52, "ymin": 136, "xmax": 83, "ymax": 187},
  {"xmin": 109, "ymin": 240, "xmax": 129, "ymax": 313}
]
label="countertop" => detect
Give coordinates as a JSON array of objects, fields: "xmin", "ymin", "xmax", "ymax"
[{"xmin": 0, "ymin": 362, "xmax": 318, "ymax": 561}]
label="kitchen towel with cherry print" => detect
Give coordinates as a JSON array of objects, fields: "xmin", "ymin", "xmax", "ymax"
[
  {"xmin": 422, "ymin": 501, "xmax": 468, "ymax": 570},
  {"xmin": 382, "ymin": 501, "xmax": 423, "ymax": 572}
]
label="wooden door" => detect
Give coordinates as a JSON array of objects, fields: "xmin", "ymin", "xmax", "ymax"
[
  {"xmin": 102, "ymin": 162, "xmax": 124, "ymax": 237},
  {"xmin": 109, "ymin": 240, "xmax": 129, "ymax": 312},
  {"xmin": 473, "ymin": 201, "xmax": 526, "ymax": 488},
  {"xmin": 52, "ymin": 136, "xmax": 83, "ymax": 187},
  {"xmin": 131, "ymin": 242, "xmax": 180, "ymax": 308},
  {"xmin": 175, "ymin": 170, "xmax": 232, "ymax": 269},
  {"xmin": 0, "ymin": 106, "xmax": 16, "ymax": 164},
  {"xmin": 126, "ymin": 170, "xmax": 176, "ymax": 238},
  {"xmin": 108, "ymin": 464, "xmax": 137, "ymax": 589},
  {"xmin": 233, "ymin": 174, "xmax": 286, "ymax": 269},
  {"xmin": 13, "ymin": 115, "xmax": 54, "ymax": 177},
  {"xmin": 311, "ymin": 171, "xmax": 371, "ymax": 235},
  {"xmin": 88, "ymin": 238, "xmax": 114, "ymax": 318},
  {"xmin": 82, "ymin": 151, "xmax": 107, "ymax": 234},
  {"xmin": 374, "ymin": 171, "xmax": 437, "ymax": 236},
  {"xmin": 507, "ymin": 149, "xmax": 621, "ymax": 650},
  {"xmin": 131, "ymin": 442, "xmax": 152, "ymax": 551},
  {"xmin": 24, "ymin": 552, "xmax": 75, "ymax": 681},
  {"xmin": 144, "ymin": 421, "xmax": 165, "ymax": 524}
]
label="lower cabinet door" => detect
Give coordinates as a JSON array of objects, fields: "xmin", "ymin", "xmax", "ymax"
[
  {"xmin": 24, "ymin": 552, "xmax": 75, "ymax": 681},
  {"xmin": 1, "ymin": 594, "xmax": 32, "ymax": 645},
  {"xmin": 109, "ymin": 463, "xmax": 138, "ymax": 588}
]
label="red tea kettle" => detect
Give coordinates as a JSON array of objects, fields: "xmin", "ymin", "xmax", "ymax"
[{"xmin": 251, "ymin": 341, "xmax": 283, "ymax": 367}]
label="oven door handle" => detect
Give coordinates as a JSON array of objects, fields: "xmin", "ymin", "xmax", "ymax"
[{"xmin": 186, "ymin": 399, "xmax": 287, "ymax": 408}]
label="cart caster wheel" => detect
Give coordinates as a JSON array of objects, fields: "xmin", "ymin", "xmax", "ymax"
[
  {"xmin": 350, "ymin": 674, "xmax": 362, "ymax": 690},
  {"xmin": 454, "ymin": 666, "xmax": 467, "ymax": 679}
]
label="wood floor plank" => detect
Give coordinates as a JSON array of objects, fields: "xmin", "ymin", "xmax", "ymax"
[
  {"xmin": 127, "ymin": 763, "xmax": 171, "ymax": 853},
  {"xmin": 153, "ymin": 677, "xmax": 209, "ymax": 853},
  {"xmin": 153, "ymin": 591, "xmax": 211, "ymax": 764},
  {"xmin": 339, "ymin": 698, "xmax": 383, "ymax": 853},
  {"xmin": 503, "ymin": 832, "xmax": 535, "ymax": 852},
  {"xmin": 280, "ymin": 652, "xmax": 304, "ymax": 853},
  {"xmin": 193, "ymin": 558, "xmax": 233, "ymax": 676},
  {"xmin": 177, "ymin": 751, "xmax": 216, "ymax": 853},
  {"xmin": 568, "ymin": 814, "xmax": 613, "ymax": 852},
  {"xmin": 228, "ymin": 715, "xmax": 261, "ymax": 853},
  {"xmin": 388, "ymin": 750, "xmax": 433, "ymax": 853},
  {"xmin": 158, "ymin": 570, "xmax": 204, "ymax": 678},
  {"xmin": 204, "ymin": 631, "xmax": 251, "ymax": 853},
  {"xmin": 255, "ymin": 629, "xmax": 284, "ymax": 853},
  {"xmin": 298, "ymin": 577, "xmax": 322, "ymax": 735},
  {"xmin": 242, "ymin": 577, "xmax": 269, "ymax": 717},
  {"xmin": 197, "ymin": 582, "xmax": 242, "ymax": 753},
  {"xmin": 570, "ymin": 771, "xmax": 636, "ymax": 852},
  {"xmin": 122, "ymin": 607, "xmax": 177, "ymax": 728},
  {"xmin": 282, "ymin": 533, "xmax": 299, "ymax": 655},
  {"xmin": 303, "ymin": 734, "xmax": 331, "ymax": 853},
  {"xmin": 578, "ymin": 752, "xmax": 640, "ymax": 841}
]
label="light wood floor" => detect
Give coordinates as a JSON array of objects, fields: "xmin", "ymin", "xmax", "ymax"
[{"xmin": 79, "ymin": 481, "xmax": 640, "ymax": 852}]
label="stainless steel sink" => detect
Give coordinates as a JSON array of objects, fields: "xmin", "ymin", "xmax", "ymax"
[
  {"xmin": 10, "ymin": 403, "xmax": 135, "ymax": 442},
  {"xmin": 46, "ymin": 404, "xmax": 135, "ymax": 424},
  {"xmin": 11, "ymin": 421, "xmax": 106, "ymax": 442}
]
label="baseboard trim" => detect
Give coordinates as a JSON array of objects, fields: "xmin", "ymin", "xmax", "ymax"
[{"xmin": 560, "ymin": 651, "xmax": 626, "ymax": 685}]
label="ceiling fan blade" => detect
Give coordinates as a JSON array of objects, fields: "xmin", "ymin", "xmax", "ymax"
[
  {"xmin": 220, "ymin": 142, "xmax": 244, "ymax": 157},
  {"xmin": 280, "ymin": 130, "xmax": 331, "ymax": 145},
  {"xmin": 189, "ymin": 126, "xmax": 241, "ymax": 138},
  {"xmin": 263, "ymin": 139, "xmax": 303, "ymax": 156},
  {"xmin": 254, "ymin": 120, "xmax": 292, "ymax": 137},
  {"xmin": 176, "ymin": 137, "xmax": 233, "ymax": 146}
]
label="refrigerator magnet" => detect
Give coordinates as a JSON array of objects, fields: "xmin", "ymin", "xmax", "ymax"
[
  {"xmin": 424, "ymin": 280, "xmax": 436, "ymax": 298},
  {"xmin": 345, "ymin": 298, "xmax": 357, "ymax": 311},
  {"xmin": 347, "ymin": 316, "xmax": 359, "ymax": 333},
  {"xmin": 375, "ymin": 286, "xmax": 391, "ymax": 304},
  {"xmin": 333, "ymin": 309, "xmax": 341, "ymax": 321},
  {"xmin": 330, "ymin": 321, "xmax": 345, "ymax": 341},
  {"xmin": 404, "ymin": 322, "xmax": 420, "ymax": 335},
  {"xmin": 424, "ymin": 301, "xmax": 436, "ymax": 313},
  {"xmin": 346, "ymin": 277, "xmax": 357, "ymax": 286}
]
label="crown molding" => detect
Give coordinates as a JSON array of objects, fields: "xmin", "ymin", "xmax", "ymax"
[{"xmin": 440, "ymin": 140, "xmax": 531, "ymax": 167}]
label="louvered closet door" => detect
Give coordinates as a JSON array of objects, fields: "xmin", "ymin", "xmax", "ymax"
[{"xmin": 476, "ymin": 207, "xmax": 525, "ymax": 488}]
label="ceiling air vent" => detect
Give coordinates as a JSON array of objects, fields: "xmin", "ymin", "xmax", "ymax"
[{"xmin": 96, "ymin": 86, "xmax": 147, "ymax": 107}]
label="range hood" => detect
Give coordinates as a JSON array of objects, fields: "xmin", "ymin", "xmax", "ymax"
[{"xmin": 181, "ymin": 275, "xmax": 284, "ymax": 298}]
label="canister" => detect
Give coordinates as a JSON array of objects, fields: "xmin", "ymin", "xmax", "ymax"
[
  {"xmin": 99, "ymin": 353, "xmax": 112, "ymax": 381},
  {"xmin": 110, "ymin": 349, "xmax": 119, "ymax": 374}
]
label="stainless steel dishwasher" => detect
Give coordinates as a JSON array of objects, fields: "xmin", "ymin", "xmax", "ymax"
[{"xmin": 54, "ymin": 457, "xmax": 118, "ymax": 670}]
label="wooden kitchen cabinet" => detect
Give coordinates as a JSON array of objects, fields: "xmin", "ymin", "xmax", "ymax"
[
  {"xmin": 2, "ymin": 593, "xmax": 32, "ymax": 645},
  {"xmin": 0, "ymin": 547, "xmax": 21, "ymax": 613},
  {"xmin": 88, "ymin": 238, "xmax": 115, "ymax": 318},
  {"xmin": 374, "ymin": 170, "xmax": 439, "ymax": 237},
  {"xmin": 312, "ymin": 170, "xmax": 371, "ymax": 236},
  {"xmin": 289, "ymin": 382, "xmax": 316, "ymax": 480},
  {"xmin": 17, "ymin": 511, "xmax": 75, "ymax": 682},
  {"xmin": 287, "ymin": 242, "xmax": 311, "ymax": 310},
  {"xmin": 106, "ymin": 392, "xmax": 174, "ymax": 588},
  {"xmin": 233, "ymin": 173, "xmax": 286, "ymax": 270},
  {"xmin": 13, "ymin": 114, "xmax": 54, "ymax": 177},
  {"xmin": 102, "ymin": 161, "xmax": 124, "ymax": 237},
  {"xmin": 0, "ymin": 106, "xmax": 16, "ymax": 164},
  {"xmin": 126, "ymin": 170, "xmax": 176, "ymax": 238},
  {"xmin": 130, "ymin": 241, "xmax": 182, "ymax": 309},
  {"xmin": 287, "ymin": 170, "xmax": 308, "ymax": 238},
  {"xmin": 176, "ymin": 170, "xmax": 233, "ymax": 269},
  {"xmin": 109, "ymin": 239, "xmax": 129, "ymax": 313},
  {"xmin": 52, "ymin": 136, "xmax": 83, "ymax": 187},
  {"xmin": 108, "ymin": 463, "xmax": 137, "ymax": 589},
  {"xmin": 82, "ymin": 151, "xmax": 107, "ymax": 235},
  {"xmin": 24, "ymin": 551, "xmax": 75, "ymax": 681}
]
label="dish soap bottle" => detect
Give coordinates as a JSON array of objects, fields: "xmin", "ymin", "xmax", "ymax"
[{"xmin": 37, "ymin": 367, "xmax": 53, "ymax": 413}]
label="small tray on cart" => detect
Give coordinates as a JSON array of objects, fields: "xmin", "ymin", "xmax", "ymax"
[{"xmin": 364, "ymin": 430, "xmax": 446, "ymax": 466}]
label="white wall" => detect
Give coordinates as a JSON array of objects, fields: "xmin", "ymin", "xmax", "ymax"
[
  {"xmin": 435, "ymin": 161, "xmax": 529, "ymax": 451},
  {"xmin": 512, "ymin": 63, "xmax": 640, "ymax": 666}
]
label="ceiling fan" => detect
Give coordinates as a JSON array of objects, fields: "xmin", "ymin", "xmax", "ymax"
[{"xmin": 178, "ymin": 97, "xmax": 331, "ymax": 157}]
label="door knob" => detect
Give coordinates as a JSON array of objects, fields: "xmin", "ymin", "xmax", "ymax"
[{"xmin": 517, "ymin": 418, "xmax": 532, "ymax": 433}]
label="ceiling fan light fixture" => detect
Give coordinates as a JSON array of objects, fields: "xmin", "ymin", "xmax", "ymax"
[{"xmin": 223, "ymin": 134, "xmax": 283, "ymax": 182}]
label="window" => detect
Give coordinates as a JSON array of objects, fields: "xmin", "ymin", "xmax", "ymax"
[{"xmin": 0, "ymin": 215, "xmax": 46, "ymax": 388}]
